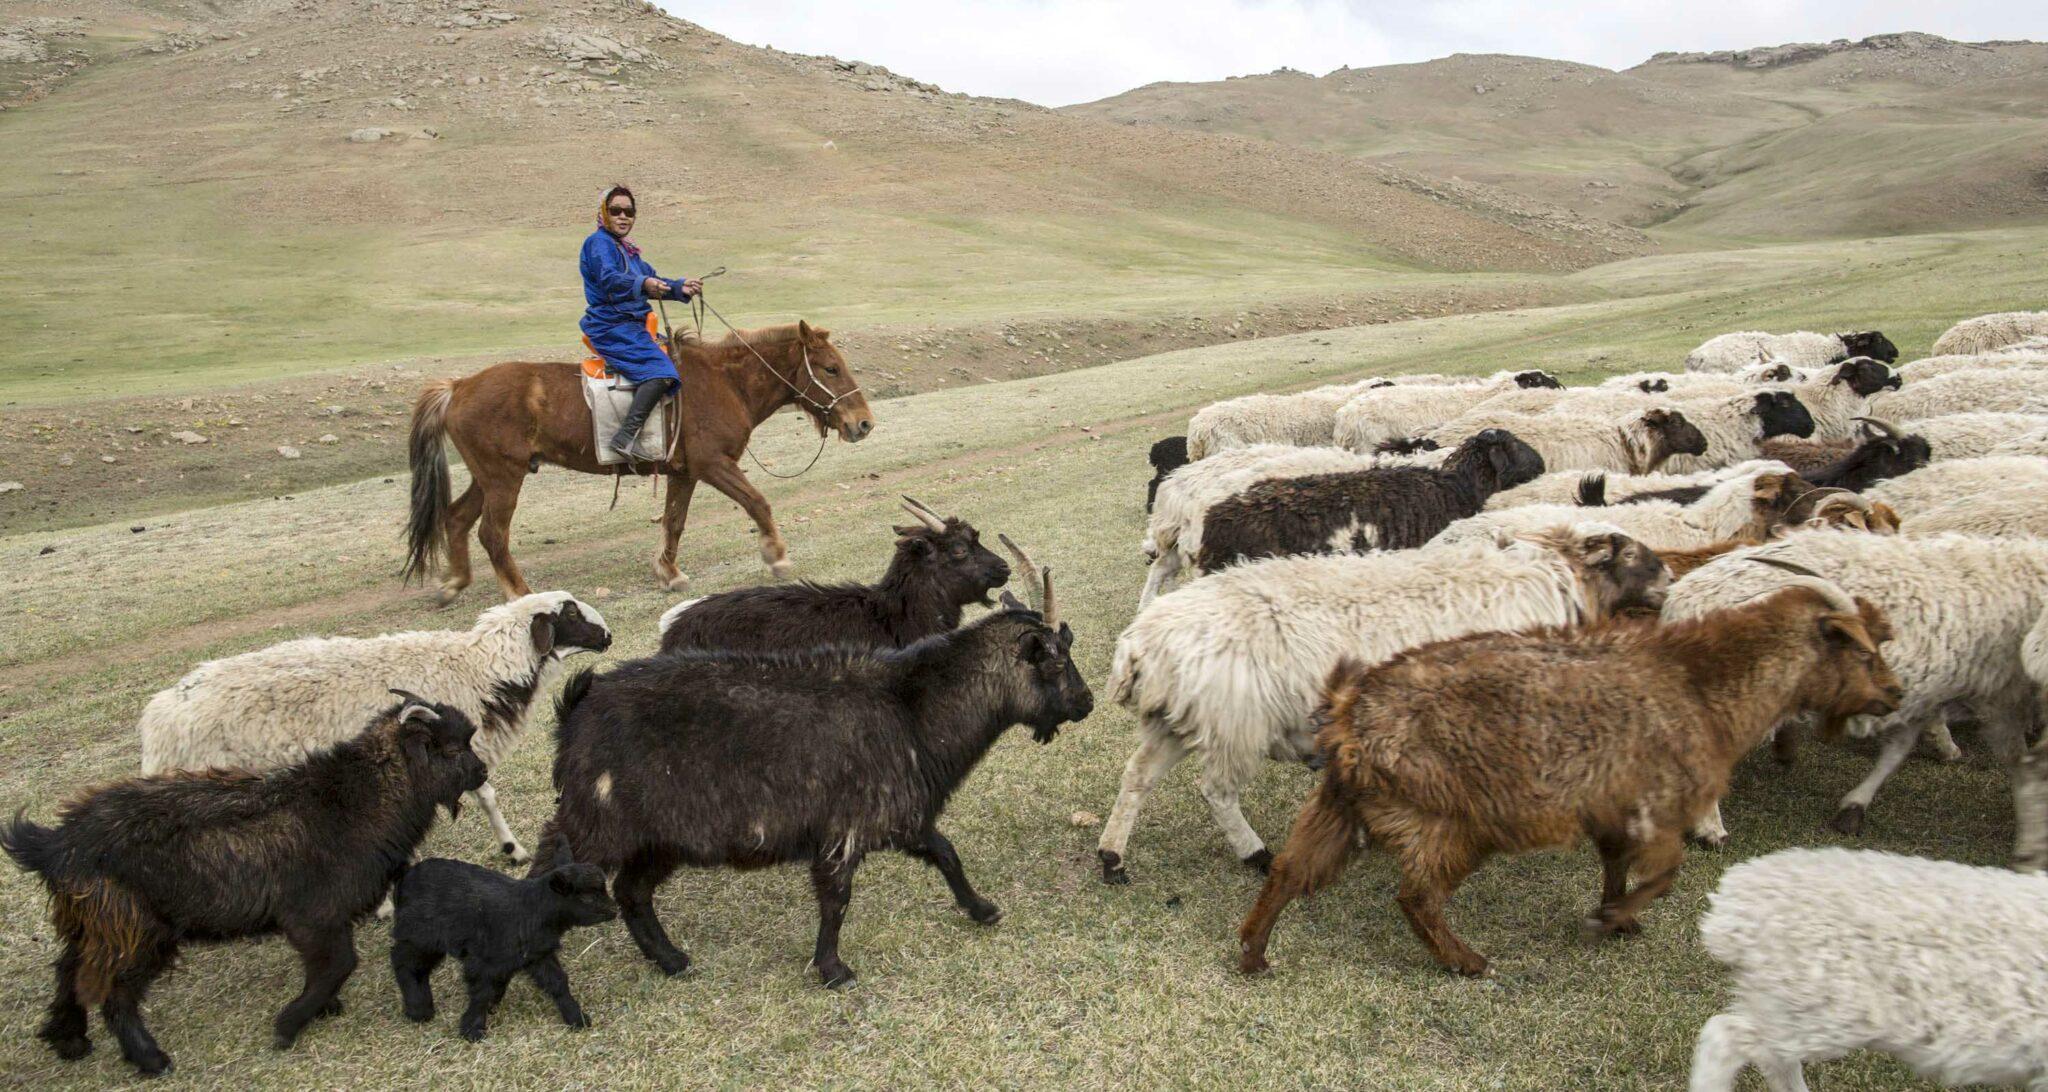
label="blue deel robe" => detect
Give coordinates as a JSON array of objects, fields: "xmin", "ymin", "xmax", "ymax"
[{"xmin": 579, "ymin": 228, "xmax": 693, "ymax": 384}]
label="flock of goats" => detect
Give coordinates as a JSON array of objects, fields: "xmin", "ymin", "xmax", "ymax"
[{"xmin": 9, "ymin": 309, "xmax": 2048, "ymax": 1089}]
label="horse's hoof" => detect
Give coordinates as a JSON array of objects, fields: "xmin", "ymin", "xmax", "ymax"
[
  {"xmin": 662, "ymin": 573, "xmax": 690, "ymax": 593},
  {"xmin": 770, "ymin": 560, "xmax": 794, "ymax": 580},
  {"xmin": 436, "ymin": 584, "xmax": 465, "ymax": 608}
]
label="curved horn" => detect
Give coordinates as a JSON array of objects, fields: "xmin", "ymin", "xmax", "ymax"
[
  {"xmin": 1851, "ymin": 416, "xmax": 1905, "ymax": 441},
  {"xmin": 388, "ymin": 688, "xmax": 439, "ymax": 723},
  {"xmin": 899, "ymin": 495, "xmax": 947, "ymax": 533},
  {"xmin": 998, "ymin": 533, "xmax": 1046, "ymax": 612},
  {"xmin": 1746, "ymin": 556, "xmax": 1859, "ymax": 614}
]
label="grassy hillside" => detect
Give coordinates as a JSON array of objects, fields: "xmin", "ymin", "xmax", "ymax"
[
  {"xmin": 0, "ymin": 0, "xmax": 1639, "ymax": 402},
  {"xmin": 1067, "ymin": 33, "xmax": 2048, "ymax": 242},
  {"xmin": 2, "ymin": 226, "xmax": 2042, "ymax": 1088}
]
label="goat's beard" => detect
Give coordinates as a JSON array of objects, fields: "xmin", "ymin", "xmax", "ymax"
[
  {"xmin": 1029, "ymin": 720, "xmax": 1062, "ymax": 744},
  {"xmin": 445, "ymin": 797, "xmax": 464, "ymax": 821}
]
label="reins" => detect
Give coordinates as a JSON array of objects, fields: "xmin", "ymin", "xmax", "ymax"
[{"xmin": 679, "ymin": 289, "xmax": 862, "ymax": 480}]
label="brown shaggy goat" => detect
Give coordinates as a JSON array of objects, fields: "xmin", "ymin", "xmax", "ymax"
[{"xmin": 1236, "ymin": 576, "xmax": 1901, "ymax": 978}]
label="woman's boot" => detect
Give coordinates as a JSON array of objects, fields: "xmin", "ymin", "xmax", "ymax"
[{"xmin": 608, "ymin": 378, "xmax": 674, "ymax": 460}]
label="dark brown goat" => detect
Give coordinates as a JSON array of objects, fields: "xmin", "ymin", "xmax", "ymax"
[
  {"xmin": 1758, "ymin": 418, "xmax": 1930, "ymax": 491},
  {"xmin": 4, "ymin": 695, "xmax": 487, "ymax": 1076},
  {"xmin": 657, "ymin": 497, "xmax": 1011, "ymax": 655},
  {"xmin": 1236, "ymin": 577, "xmax": 1901, "ymax": 978}
]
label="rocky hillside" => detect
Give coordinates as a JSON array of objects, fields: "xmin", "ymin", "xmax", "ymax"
[{"xmin": 1067, "ymin": 33, "xmax": 2048, "ymax": 239}]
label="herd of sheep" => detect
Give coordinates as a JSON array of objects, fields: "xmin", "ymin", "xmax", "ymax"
[
  {"xmin": 9, "ymin": 307, "xmax": 2048, "ymax": 1087},
  {"xmin": 1133, "ymin": 310, "xmax": 2048, "ymax": 1090}
]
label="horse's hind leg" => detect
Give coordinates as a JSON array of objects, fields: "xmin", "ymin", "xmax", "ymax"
[
  {"xmin": 653, "ymin": 471, "xmax": 698, "ymax": 592},
  {"xmin": 698, "ymin": 458, "xmax": 791, "ymax": 579},
  {"xmin": 474, "ymin": 469, "xmax": 533, "ymax": 601},
  {"xmin": 437, "ymin": 483, "xmax": 485, "ymax": 606}
]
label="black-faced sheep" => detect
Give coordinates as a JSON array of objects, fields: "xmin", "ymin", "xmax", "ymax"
[
  {"xmin": 1685, "ymin": 330, "xmax": 1897, "ymax": 372},
  {"xmin": 1145, "ymin": 436, "xmax": 1190, "ymax": 511},
  {"xmin": 1425, "ymin": 407, "xmax": 1707, "ymax": 476},
  {"xmin": 138, "ymin": 591, "xmax": 610, "ymax": 865},
  {"xmin": 5, "ymin": 695, "xmax": 487, "ymax": 1075}
]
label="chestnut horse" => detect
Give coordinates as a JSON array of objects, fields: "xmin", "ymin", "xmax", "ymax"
[{"xmin": 404, "ymin": 321, "xmax": 875, "ymax": 604}]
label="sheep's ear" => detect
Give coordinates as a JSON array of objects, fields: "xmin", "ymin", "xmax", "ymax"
[
  {"xmin": 1754, "ymin": 473, "xmax": 1789, "ymax": 501},
  {"xmin": 998, "ymin": 590, "xmax": 1027, "ymax": 612},
  {"xmin": 1820, "ymin": 613, "xmax": 1880, "ymax": 656},
  {"xmin": 530, "ymin": 612, "xmax": 556, "ymax": 658},
  {"xmin": 1581, "ymin": 533, "xmax": 1624, "ymax": 567},
  {"xmin": 547, "ymin": 869, "xmax": 579, "ymax": 896}
]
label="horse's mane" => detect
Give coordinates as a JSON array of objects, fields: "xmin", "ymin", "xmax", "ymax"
[{"xmin": 683, "ymin": 322, "xmax": 810, "ymax": 364}]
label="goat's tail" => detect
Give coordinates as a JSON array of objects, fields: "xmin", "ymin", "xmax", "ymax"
[
  {"xmin": 403, "ymin": 379, "xmax": 457, "ymax": 584},
  {"xmin": 1576, "ymin": 472, "xmax": 1609, "ymax": 507},
  {"xmin": 1, "ymin": 809, "xmax": 62, "ymax": 879},
  {"xmin": 4, "ymin": 813, "xmax": 156, "ymax": 1005}
]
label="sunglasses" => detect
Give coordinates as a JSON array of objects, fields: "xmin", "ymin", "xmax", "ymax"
[{"xmin": 606, "ymin": 205, "xmax": 636, "ymax": 216}]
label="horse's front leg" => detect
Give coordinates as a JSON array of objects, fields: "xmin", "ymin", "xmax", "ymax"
[
  {"xmin": 697, "ymin": 458, "xmax": 791, "ymax": 579},
  {"xmin": 653, "ymin": 471, "xmax": 698, "ymax": 592}
]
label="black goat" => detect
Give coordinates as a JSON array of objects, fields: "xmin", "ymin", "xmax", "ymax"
[
  {"xmin": 1760, "ymin": 417, "xmax": 1931, "ymax": 491},
  {"xmin": 1514, "ymin": 369, "xmax": 1565, "ymax": 389},
  {"xmin": 1195, "ymin": 428, "xmax": 1546, "ymax": 571},
  {"xmin": 1146, "ymin": 436, "xmax": 1190, "ymax": 512},
  {"xmin": 534, "ymin": 555, "xmax": 1092, "ymax": 989},
  {"xmin": 4, "ymin": 694, "xmax": 485, "ymax": 1076},
  {"xmin": 659, "ymin": 497, "xmax": 1010, "ymax": 655},
  {"xmin": 390, "ymin": 856, "xmax": 617, "ymax": 1041}
]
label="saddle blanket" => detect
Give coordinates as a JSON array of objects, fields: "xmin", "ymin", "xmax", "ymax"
[{"xmin": 579, "ymin": 365, "xmax": 669, "ymax": 466}]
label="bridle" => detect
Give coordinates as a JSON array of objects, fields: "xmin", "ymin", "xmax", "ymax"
[{"xmin": 660, "ymin": 286, "xmax": 865, "ymax": 479}]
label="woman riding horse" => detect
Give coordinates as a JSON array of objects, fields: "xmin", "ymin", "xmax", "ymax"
[{"xmin": 583, "ymin": 184, "xmax": 703, "ymax": 459}]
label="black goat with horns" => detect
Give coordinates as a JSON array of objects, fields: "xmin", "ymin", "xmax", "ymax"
[
  {"xmin": 658, "ymin": 495, "xmax": 1012, "ymax": 655},
  {"xmin": 534, "ymin": 538, "xmax": 1093, "ymax": 988}
]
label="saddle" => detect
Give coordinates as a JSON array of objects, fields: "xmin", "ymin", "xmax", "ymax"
[{"xmin": 578, "ymin": 313, "xmax": 689, "ymax": 466}]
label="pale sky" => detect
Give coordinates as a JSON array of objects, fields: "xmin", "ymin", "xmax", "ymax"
[{"xmin": 660, "ymin": 1, "xmax": 2047, "ymax": 107}]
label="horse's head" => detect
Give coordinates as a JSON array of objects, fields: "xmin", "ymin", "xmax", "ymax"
[{"xmin": 793, "ymin": 321, "xmax": 875, "ymax": 443}]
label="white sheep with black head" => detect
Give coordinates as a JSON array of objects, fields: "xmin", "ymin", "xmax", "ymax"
[{"xmin": 139, "ymin": 591, "xmax": 611, "ymax": 865}]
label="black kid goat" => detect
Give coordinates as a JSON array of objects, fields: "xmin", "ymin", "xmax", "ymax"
[
  {"xmin": 3, "ymin": 693, "xmax": 485, "ymax": 1076},
  {"xmin": 658, "ymin": 496, "xmax": 1011, "ymax": 654},
  {"xmin": 389, "ymin": 856, "xmax": 617, "ymax": 1041},
  {"xmin": 535, "ymin": 544, "xmax": 1093, "ymax": 988}
]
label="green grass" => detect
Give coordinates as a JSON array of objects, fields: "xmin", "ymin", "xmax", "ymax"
[{"xmin": 2, "ymin": 227, "xmax": 2043, "ymax": 1088}]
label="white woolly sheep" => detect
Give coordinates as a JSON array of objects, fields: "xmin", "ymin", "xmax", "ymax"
[
  {"xmin": 1333, "ymin": 383, "xmax": 1496, "ymax": 453},
  {"xmin": 138, "ymin": 591, "xmax": 611, "ymax": 864},
  {"xmin": 1433, "ymin": 468, "xmax": 1807, "ymax": 551},
  {"xmin": 1139, "ymin": 443, "xmax": 1385, "ymax": 607},
  {"xmin": 1905, "ymin": 481, "xmax": 2048, "ymax": 540},
  {"xmin": 1663, "ymin": 533, "xmax": 2048, "ymax": 851},
  {"xmin": 1484, "ymin": 460, "xmax": 1790, "ymax": 510},
  {"xmin": 1990, "ymin": 426, "xmax": 2048, "ymax": 458},
  {"xmin": 1185, "ymin": 381, "xmax": 1378, "ymax": 460},
  {"xmin": 1867, "ymin": 455, "xmax": 2048, "ymax": 517},
  {"xmin": 1896, "ymin": 352, "xmax": 2048, "ymax": 384},
  {"xmin": 1867, "ymin": 368, "xmax": 2048, "ymax": 423},
  {"xmin": 1930, "ymin": 310, "xmax": 2048, "ymax": 356},
  {"xmin": 1905, "ymin": 411, "xmax": 2048, "ymax": 461},
  {"xmin": 1097, "ymin": 523, "xmax": 1671, "ymax": 882},
  {"xmin": 1690, "ymin": 848, "xmax": 2048, "ymax": 1092},
  {"xmin": 1425, "ymin": 406, "xmax": 1707, "ymax": 476},
  {"xmin": 1685, "ymin": 330, "xmax": 1897, "ymax": 373}
]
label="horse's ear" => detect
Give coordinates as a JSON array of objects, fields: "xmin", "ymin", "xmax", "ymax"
[{"xmin": 798, "ymin": 319, "xmax": 813, "ymax": 342}]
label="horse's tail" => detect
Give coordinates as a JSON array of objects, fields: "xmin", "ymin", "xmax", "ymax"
[{"xmin": 403, "ymin": 379, "xmax": 457, "ymax": 584}]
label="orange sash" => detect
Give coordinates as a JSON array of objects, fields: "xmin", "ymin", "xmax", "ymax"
[{"xmin": 580, "ymin": 312, "xmax": 661, "ymax": 380}]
